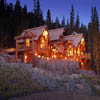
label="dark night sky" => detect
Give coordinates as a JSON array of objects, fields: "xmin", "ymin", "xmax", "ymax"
[{"xmin": 7, "ymin": 0, "xmax": 100, "ymax": 25}]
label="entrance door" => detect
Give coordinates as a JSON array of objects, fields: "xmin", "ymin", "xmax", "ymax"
[{"xmin": 24, "ymin": 53, "xmax": 28, "ymax": 63}]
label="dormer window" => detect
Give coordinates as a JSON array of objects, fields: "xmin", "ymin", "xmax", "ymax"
[{"xmin": 26, "ymin": 38, "xmax": 30, "ymax": 47}]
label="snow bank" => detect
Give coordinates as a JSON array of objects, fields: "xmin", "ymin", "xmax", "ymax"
[{"xmin": 35, "ymin": 58, "xmax": 80, "ymax": 75}]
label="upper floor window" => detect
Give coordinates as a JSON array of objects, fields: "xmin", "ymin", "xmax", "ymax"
[
  {"xmin": 40, "ymin": 37, "xmax": 45, "ymax": 49},
  {"xmin": 26, "ymin": 38, "xmax": 30, "ymax": 47},
  {"xmin": 81, "ymin": 37, "xmax": 85, "ymax": 45},
  {"xmin": 43, "ymin": 30, "xmax": 48, "ymax": 38},
  {"xmin": 67, "ymin": 45, "xmax": 73, "ymax": 57}
]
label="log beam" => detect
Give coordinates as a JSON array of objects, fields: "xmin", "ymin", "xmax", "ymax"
[
  {"xmin": 16, "ymin": 39, "xmax": 18, "ymax": 62},
  {"xmin": 32, "ymin": 38, "xmax": 35, "ymax": 67}
]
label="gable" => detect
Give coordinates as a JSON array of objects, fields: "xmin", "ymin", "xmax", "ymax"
[
  {"xmin": 49, "ymin": 28, "xmax": 65, "ymax": 41},
  {"xmin": 20, "ymin": 25, "xmax": 48, "ymax": 40},
  {"xmin": 64, "ymin": 33, "xmax": 83, "ymax": 47}
]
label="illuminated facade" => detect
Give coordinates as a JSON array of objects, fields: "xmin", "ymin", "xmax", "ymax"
[{"xmin": 14, "ymin": 25, "xmax": 90, "ymax": 69}]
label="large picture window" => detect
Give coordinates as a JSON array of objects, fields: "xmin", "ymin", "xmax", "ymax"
[
  {"xmin": 26, "ymin": 38, "xmax": 30, "ymax": 47},
  {"xmin": 40, "ymin": 37, "xmax": 45, "ymax": 49}
]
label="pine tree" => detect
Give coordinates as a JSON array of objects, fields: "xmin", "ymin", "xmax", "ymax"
[
  {"xmin": 6, "ymin": 3, "xmax": 13, "ymax": 13},
  {"xmin": 22, "ymin": 5, "xmax": 27, "ymax": 15},
  {"xmin": 75, "ymin": 15, "xmax": 80, "ymax": 33},
  {"xmin": 0, "ymin": 0, "xmax": 6, "ymax": 47},
  {"xmin": 15, "ymin": 0, "xmax": 22, "ymax": 15},
  {"xmin": 36, "ymin": 0, "xmax": 43, "ymax": 26},
  {"xmin": 34, "ymin": 0, "xmax": 37, "ymax": 14},
  {"xmin": 89, "ymin": 6, "xmax": 100, "ymax": 74},
  {"xmin": 62, "ymin": 16, "xmax": 65, "ymax": 27},
  {"xmin": 36, "ymin": 0, "xmax": 40, "ymax": 16},
  {"xmin": 66, "ymin": 19, "xmax": 70, "ymax": 35},
  {"xmin": 70, "ymin": 5, "xmax": 75, "ymax": 34},
  {"xmin": 0, "ymin": 0, "xmax": 5, "ymax": 15},
  {"xmin": 88, "ymin": 22, "xmax": 92, "ymax": 54},
  {"xmin": 93, "ymin": 7, "xmax": 99, "ymax": 74},
  {"xmin": 46, "ymin": 9, "xmax": 51, "ymax": 28},
  {"xmin": 55, "ymin": 17, "xmax": 60, "ymax": 28},
  {"xmin": 80, "ymin": 23, "xmax": 88, "ymax": 52}
]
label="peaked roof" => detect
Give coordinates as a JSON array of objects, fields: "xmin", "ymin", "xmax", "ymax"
[
  {"xmin": 16, "ymin": 25, "xmax": 47, "ymax": 40},
  {"xmin": 64, "ymin": 33, "xmax": 83, "ymax": 47},
  {"xmin": 49, "ymin": 28, "xmax": 65, "ymax": 41}
]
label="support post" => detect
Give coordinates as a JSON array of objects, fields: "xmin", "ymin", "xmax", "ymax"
[
  {"xmin": 32, "ymin": 38, "xmax": 35, "ymax": 67},
  {"xmin": 16, "ymin": 39, "xmax": 18, "ymax": 62}
]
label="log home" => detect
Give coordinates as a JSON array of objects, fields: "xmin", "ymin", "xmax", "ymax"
[{"xmin": 14, "ymin": 25, "xmax": 90, "ymax": 69}]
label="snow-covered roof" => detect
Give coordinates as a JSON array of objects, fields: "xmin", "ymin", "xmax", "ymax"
[
  {"xmin": 64, "ymin": 33, "xmax": 83, "ymax": 47},
  {"xmin": 20, "ymin": 25, "xmax": 47, "ymax": 40},
  {"xmin": 49, "ymin": 28, "xmax": 65, "ymax": 41}
]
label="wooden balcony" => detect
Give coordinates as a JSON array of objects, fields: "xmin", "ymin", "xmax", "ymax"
[{"xmin": 18, "ymin": 43, "xmax": 32, "ymax": 52}]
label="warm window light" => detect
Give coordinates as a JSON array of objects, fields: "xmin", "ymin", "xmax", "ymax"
[
  {"xmin": 65, "ymin": 57, "xmax": 67, "ymax": 60},
  {"xmin": 77, "ymin": 46, "xmax": 80, "ymax": 56},
  {"xmin": 76, "ymin": 58, "xmax": 78, "ymax": 61},
  {"xmin": 40, "ymin": 37, "xmax": 45, "ymax": 49},
  {"xmin": 24, "ymin": 54, "xmax": 27, "ymax": 63},
  {"xmin": 26, "ymin": 38, "xmax": 30, "ymax": 47},
  {"xmin": 81, "ymin": 62, "xmax": 84, "ymax": 66},
  {"xmin": 52, "ymin": 48, "xmax": 58, "ymax": 54},
  {"xmin": 69, "ymin": 45, "xmax": 71, "ymax": 48},
  {"xmin": 67, "ymin": 45, "xmax": 73, "ymax": 57},
  {"xmin": 43, "ymin": 30, "xmax": 48, "ymax": 37},
  {"xmin": 38, "ymin": 55, "xmax": 41, "ymax": 58},
  {"xmin": 67, "ymin": 54, "xmax": 69, "ymax": 57},
  {"xmin": 70, "ymin": 48, "xmax": 73, "ymax": 56},
  {"xmin": 41, "ymin": 38, "xmax": 45, "ymax": 43},
  {"xmin": 81, "ymin": 52, "xmax": 83, "ymax": 55},
  {"xmin": 53, "ymin": 55, "xmax": 57, "ymax": 59},
  {"xmin": 81, "ymin": 38, "xmax": 85, "ymax": 44},
  {"xmin": 40, "ymin": 44, "xmax": 45, "ymax": 48},
  {"xmin": 47, "ymin": 57, "xmax": 49, "ymax": 60},
  {"xmin": 34, "ymin": 53, "xmax": 38, "ymax": 56},
  {"xmin": 42, "ymin": 56, "xmax": 44, "ymax": 59},
  {"xmin": 52, "ymin": 55, "xmax": 57, "ymax": 59},
  {"xmin": 52, "ymin": 48, "xmax": 56, "ymax": 52},
  {"xmin": 74, "ymin": 48, "xmax": 76, "ymax": 54}
]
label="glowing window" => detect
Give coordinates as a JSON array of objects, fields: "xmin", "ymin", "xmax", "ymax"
[
  {"xmin": 67, "ymin": 45, "xmax": 73, "ymax": 57},
  {"xmin": 26, "ymin": 38, "xmax": 30, "ymax": 47},
  {"xmin": 81, "ymin": 38, "xmax": 85, "ymax": 44},
  {"xmin": 43, "ymin": 30, "xmax": 48, "ymax": 38},
  {"xmin": 77, "ymin": 46, "xmax": 80, "ymax": 56},
  {"xmin": 24, "ymin": 54, "xmax": 27, "ymax": 63},
  {"xmin": 52, "ymin": 55, "xmax": 57, "ymax": 59},
  {"xmin": 40, "ymin": 37, "xmax": 45, "ymax": 49}
]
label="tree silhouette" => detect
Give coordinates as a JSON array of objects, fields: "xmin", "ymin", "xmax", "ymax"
[
  {"xmin": 75, "ymin": 15, "xmax": 80, "ymax": 33},
  {"xmin": 55, "ymin": 17, "xmax": 60, "ymax": 28},
  {"xmin": 70, "ymin": 5, "xmax": 75, "ymax": 34},
  {"xmin": 46, "ymin": 9, "xmax": 51, "ymax": 29},
  {"xmin": 62, "ymin": 16, "xmax": 65, "ymax": 27}
]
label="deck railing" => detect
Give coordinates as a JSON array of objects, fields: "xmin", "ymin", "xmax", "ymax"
[{"xmin": 18, "ymin": 43, "xmax": 32, "ymax": 51}]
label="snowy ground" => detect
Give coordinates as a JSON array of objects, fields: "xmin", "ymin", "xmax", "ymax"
[{"xmin": 0, "ymin": 57, "xmax": 99, "ymax": 99}]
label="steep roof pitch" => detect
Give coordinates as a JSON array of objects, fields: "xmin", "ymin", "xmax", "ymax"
[
  {"xmin": 20, "ymin": 25, "xmax": 47, "ymax": 40},
  {"xmin": 49, "ymin": 28, "xmax": 65, "ymax": 41},
  {"xmin": 64, "ymin": 33, "xmax": 83, "ymax": 47}
]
